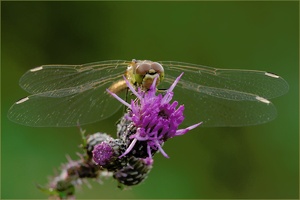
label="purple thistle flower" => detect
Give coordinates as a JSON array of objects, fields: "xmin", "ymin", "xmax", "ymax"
[
  {"xmin": 107, "ymin": 73, "xmax": 202, "ymax": 159},
  {"xmin": 92, "ymin": 138, "xmax": 128, "ymax": 171},
  {"xmin": 93, "ymin": 142, "xmax": 114, "ymax": 166},
  {"xmin": 86, "ymin": 132, "xmax": 112, "ymax": 158}
]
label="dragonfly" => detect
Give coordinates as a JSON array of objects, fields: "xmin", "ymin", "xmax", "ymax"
[{"xmin": 7, "ymin": 59, "xmax": 289, "ymax": 127}]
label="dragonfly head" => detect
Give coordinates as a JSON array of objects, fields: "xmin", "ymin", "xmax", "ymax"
[{"xmin": 130, "ymin": 60, "xmax": 165, "ymax": 90}]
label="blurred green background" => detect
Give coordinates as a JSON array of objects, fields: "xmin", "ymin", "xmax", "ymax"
[{"xmin": 1, "ymin": 1, "xmax": 298, "ymax": 199}]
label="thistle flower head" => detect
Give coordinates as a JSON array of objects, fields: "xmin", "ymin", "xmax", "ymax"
[
  {"xmin": 93, "ymin": 142, "xmax": 114, "ymax": 166},
  {"xmin": 92, "ymin": 138, "xmax": 128, "ymax": 171},
  {"xmin": 113, "ymin": 157, "xmax": 153, "ymax": 186},
  {"xmin": 107, "ymin": 73, "xmax": 202, "ymax": 159}
]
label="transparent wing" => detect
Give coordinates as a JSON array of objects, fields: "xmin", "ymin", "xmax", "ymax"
[
  {"xmin": 18, "ymin": 60, "xmax": 130, "ymax": 96},
  {"xmin": 8, "ymin": 60, "xmax": 289, "ymax": 127},
  {"xmin": 158, "ymin": 61, "xmax": 289, "ymax": 127},
  {"xmin": 8, "ymin": 60, "xmax": 130, "ymax": 127}
]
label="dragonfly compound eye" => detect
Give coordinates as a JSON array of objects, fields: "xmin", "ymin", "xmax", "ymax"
[
  {"xmin": 151, "ymin": 62, "xmax": 165, "ymax": 82},
  {"xmin": 135, "ymin": 63, "xmax": 151, "ymax": 75},
  {"xmin": 151, "ymin": 62, "xmax": 164, "ymax": 74}
]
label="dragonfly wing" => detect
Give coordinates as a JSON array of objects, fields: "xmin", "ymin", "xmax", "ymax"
[
  {"xmin": 7, "ymin": 81, "xmax": 125, "ymax": 127},
  {"xmin": 19, "ymin": 60, "xmax": 130, "ymax": 96},
  {"xmin": 8, "ymin": 60, "xmax": 130, "ymax": 127},
  {"xmin": 159, "ymin": 61, "xmax": 289, "ymax": 99},
  {"xmin": 163, "ymin": 76, "xmax": 276, "ymax": 127},
  {"xmin": 158, "ymin": 61, "xmax": 288, "ymax": 127}
]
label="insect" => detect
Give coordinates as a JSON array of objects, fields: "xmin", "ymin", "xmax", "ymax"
[{"xmin": 7, "ymin": 59, "xmax": 289, "ymax": 127}]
